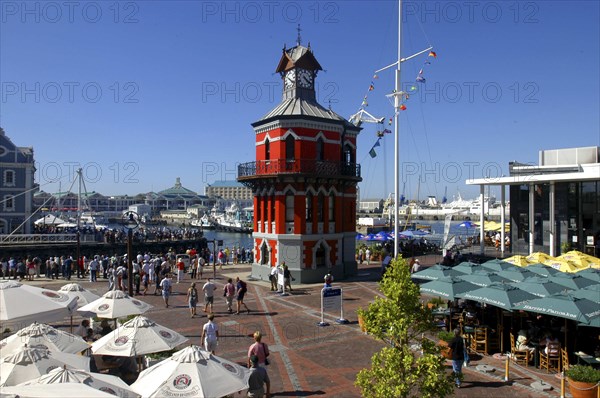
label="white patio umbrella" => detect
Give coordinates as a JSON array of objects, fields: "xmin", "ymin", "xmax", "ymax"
[
  {"xmin": 0, "ymin": 322, "xmax": 89, "ymax": 357},
  {"xmin": 0, "ymin": 346, "xmax": 89, "ymax": 386},
  {"xmin": 33, "ymin": 215, "xmax": 66, "ymax": 226},
  {"xmin": 58, "ymin": 283, "xmax": 100, "ymax": 307},
  {"xmin": 1, "ymin": 382, "xmax": 117, "ymax": 397},
  {"xmin": 0, "ymin": 281, "xmax": 78, "ymax": 331},
  {"xmin": 77, "ymin": 290, "xmax": 152, "ymax": 319},
  {"xmin": 92, "ymin": 316, "xmax": 188, "ymax": 357},
  {"xmin": 18, "ymin": 366, "xmax": 139, "ymax": 398},
  {"xmin": 131, "ymin": 345, "xmax": 251, "ymax": 398}
]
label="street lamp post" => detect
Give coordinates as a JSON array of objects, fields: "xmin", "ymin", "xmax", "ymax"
[{"xmin": 122, "ymin": 211, "xmax": 139, "ymax": 296}]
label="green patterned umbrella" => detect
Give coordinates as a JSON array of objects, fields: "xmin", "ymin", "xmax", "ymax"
[
  {"xmin": 456, "ymin": 283, "xmax": 537, "ymax": 310},
  {"xmin": 419, "ymin": 277, "xmax": 479, "ymax": 300}
]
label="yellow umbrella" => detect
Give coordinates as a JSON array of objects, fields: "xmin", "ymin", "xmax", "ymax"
[
  {"xmin": 560, "ymin": 250, "xmax": 600, "ymax": 268},
  {"xmin": 542, "ymin": 259, "xmax": 584, "ymax": 273},
  {"xmin": 503, "ymin": 255, "xmax": 531, "ymax": 267},
  {"xmin": 526, "ymin": 252, "xmax": 554, "ymax": 264}
]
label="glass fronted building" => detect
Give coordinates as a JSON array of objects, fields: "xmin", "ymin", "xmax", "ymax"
[{"xmin": 467, "ymin": 147, "xmax": 600, "ymax": 258}]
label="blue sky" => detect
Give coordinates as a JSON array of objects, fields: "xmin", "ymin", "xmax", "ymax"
[{"xmin": 1, "ymin": 1, "xmax": 599, "ymax": 201}]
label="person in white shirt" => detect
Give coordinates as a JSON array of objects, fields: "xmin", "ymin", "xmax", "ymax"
[
  {"xmin": 201, "ymin": 313, "xmax": 219, "ymax": 354},
  {"xmin": 202, "ymin": 277, "xmax": 217, "ymax": 313}
]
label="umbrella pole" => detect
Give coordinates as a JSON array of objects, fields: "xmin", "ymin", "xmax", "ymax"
[{"xmin": 70, "ymin": 315, "xmax": 73, "ymax": 333}]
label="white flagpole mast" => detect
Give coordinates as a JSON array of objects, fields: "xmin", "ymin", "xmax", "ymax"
[
  {"xmin": 374, "ymin": 0, "xmax": 432, "ymax": 258},
  {"xmin": 394, "ymin": 0, "xmax": 402, "ymax": 258}
]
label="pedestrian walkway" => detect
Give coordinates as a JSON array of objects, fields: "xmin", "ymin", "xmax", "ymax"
[{"xmin": 11, "ymin": 260, "xmax": 566, "ymax": 397}]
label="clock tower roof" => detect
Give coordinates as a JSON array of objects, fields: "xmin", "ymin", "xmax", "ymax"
[{"xmin": 275, "ymin": 44, "xmax": 323, "ymax": 73}]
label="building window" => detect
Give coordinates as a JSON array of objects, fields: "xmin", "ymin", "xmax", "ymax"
[
  {"xmin": 3, "ymin": 170, "xmax": 15, "ymax": 187},
  {"xmin": 265, "ymin": 139, "xmax": 270, "ymax": 161},
  {"xmin": 317, "ymin": 193, "xmax": 324, "ymax": 222},
  {"xmin": 285, "ymin": 193, "xmax": 294, "ymax": 222},
  {"xmin": 286, "ymin": 135, "xmax": 295, "ymax": 161},
  {"xmin": 343, "ymin": 143, "xmax": 354, "ymax": 164},
  {"xmin": 260, "ymin": 242, "xmax": 269, "ymax": 265},
  {"xmin": 316, "ymin": 137, "xmax": 324, "ymax": 161},
  {"xmin": 256, "ymin": 196, "xmax": 262, "ymax": 222},
  {"xmin": 329, "ymin": 193, "xmax": 335, "ymax": 221},
  {"xmin": 315, "ymin": 243, "xmax": 326, "ymax": 267},
  {"xmin": 3, "ymin": 195, "xmax": 14, "ymax": 212},
  {"xmin": 306, "ymin": 192, "xmax": 313, "ymax": 221},
  {"xmin": 270, "ymin": 194, "xmax": 275, "ymax": 222}
]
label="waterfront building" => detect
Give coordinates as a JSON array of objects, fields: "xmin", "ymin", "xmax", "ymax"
[
  {"xmin": 238, "ymin": 41, "xmax": 362, "ymax": 283},
  {"xmin": 467, "ymin": 146, "xmax": 600, "ymax": 257},
  {"xmin": 0, "ymin": 128, "xmax": 35, "ymax": 234},
  {"xmin": 205, "ymin": 180, "xmax": 252, "ymax": 202},
  {"xmin": 359, "ymin": 198, "xmax": 384, "ymax": 213}
]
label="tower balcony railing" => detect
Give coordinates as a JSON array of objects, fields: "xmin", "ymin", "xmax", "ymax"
[{"xmin": 238, "ymin": 159, "xmax": 361, "ymax": 180}]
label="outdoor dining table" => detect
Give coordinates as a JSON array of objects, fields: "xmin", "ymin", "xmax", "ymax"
[{"xmin": 574, "ymin": 352, "xmax": 600, "ymax": 368}]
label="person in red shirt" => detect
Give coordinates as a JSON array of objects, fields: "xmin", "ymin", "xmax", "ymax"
[{"xmin": 176, "ymin": 259, "xmax": 185, "ymax": 284}]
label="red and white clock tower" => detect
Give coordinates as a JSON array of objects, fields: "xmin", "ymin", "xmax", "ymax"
[{"xmin": 238, "ymin": 41, "xmax": 361, "ymax": 283}]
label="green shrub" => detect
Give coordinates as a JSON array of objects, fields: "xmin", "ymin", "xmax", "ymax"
[
  {"xmin": 437, "ymin": 330, "xmax": 455, "ymax": 343},
  {"xmin": 565, "ymin": 365, "xmax": 600, "ymax": 383}
]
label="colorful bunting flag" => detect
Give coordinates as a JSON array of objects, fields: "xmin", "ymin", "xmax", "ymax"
[
  {"xmin": 373, "ymin": 138, "xmax": 381, "ymax": 148},
  {"xmin": 369, "ymin": 147, "xmax": 377, "ymax": 158},
  {"xmin": 400, "ymin": 104, "xmax": 407, "ymax": 111},
  {"xmin": 369, "ymin": 83, "xmax": 375, "ymax": 91},
  {"xmin": 388, "ymin": 118, "xmax": 393, "ymax": 125},
  {"xmin": 373, "ymin": 74, "xmax": 379, "ymax": 79},
  {"xmin": 382, "ymin": 129, "xmax": 392, "ymax": 134},
  {"xmin": 429, "ymin": 51, "xmax": 437, "ymax": 58},
  {"xmin": 416, "ymin": 76, "xmax": 426, "ymax": 83}
]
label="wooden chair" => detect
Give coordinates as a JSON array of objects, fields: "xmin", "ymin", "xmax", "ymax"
[
  {"xmin": 510, "ymin": 334, "xmax": 529, "ymax": 366},
  {"xmin": 539, "ymin": 342, "xmax": 561, "ymax": 372},
  {"xmin": 471, "ymin": 328, "xmax": 488, "ymax": 354},
  {"xmin": 561, "ymin": 348, "xmax": 569, "ymax": 371}
]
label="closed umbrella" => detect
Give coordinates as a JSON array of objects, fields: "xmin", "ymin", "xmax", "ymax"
[
  {"xmin": 0, "ymin": 346, "xmax": 89, "ymax": 386},
  {"xmin": 77, "ymin": 290, "xmax": 152, "ymax": 320},
  {"xmin": 0, "ymin": 281, "xmax": 78, "ymax": 332},
  {"xmin": 130, "ymin": 345, "xmax": 251, "ymax": 398},
  {"xmin": 0, "ymin": 322, "xmax": 89, "ymax": 357},
  {"xmin": 17, "ymin": 366, "xmax": 138, "ymax": 398},
  {"xmin": 91, "ymin": 316, "xmax": 188, "ymax": 357}
]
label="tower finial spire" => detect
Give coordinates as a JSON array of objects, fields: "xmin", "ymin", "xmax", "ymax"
[{"xmin": 296, "ymin": 24, "xmax": 302, "ymax": 46}]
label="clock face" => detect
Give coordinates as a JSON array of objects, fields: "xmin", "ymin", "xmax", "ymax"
[
  {"xmin": 284, "ymin": 69, "xmax": 296, "ymax": 89},
  {"xmin": 297, "ymin": 69, "xmax": 313, "ymax": 88}
]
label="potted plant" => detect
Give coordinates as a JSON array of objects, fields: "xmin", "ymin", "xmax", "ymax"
[
  {"xmin": 565, "ymin": 364, "xmax": 600, "ymax": 398},
  {"xmin": 427, "ymin": 297, "xmax": 445, "ymax": 310},
  {"xmin": 437, "ymin": 330, "xmax": 455, "ymax": 359},
  {"xmin": 357, "ymin": 308, "xmax": 367, "ymax": 333},
  {"xmin": 561, "ymin": 241, "xmax": 571, "ymax": 254}
]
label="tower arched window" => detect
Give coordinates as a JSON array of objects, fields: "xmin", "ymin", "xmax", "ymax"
[
  {"xmin": 329, "ymin": 193, "xmax": 335, "ymax": 221},
  {"xmin": 316, "ymin": 137, "xmax": 324, "ymax": 161},
  {"xmin": 317, "ymin": 192, "xmax": 324, "ymax": 222},
  {"xmin": 285, "ymin": 192, "xmax": 294, "ymax": 222},
  {"xmin": 286, "ymin": 135, "xmax": 295, "ymax": 161},
  {"xmin": 305, "ymin": 192, "xmax": 313, "ymax": 221},
  {"xmin": 343, "ymin": 143, "xmax": 354, "ymax": 164},
  {"xmin": 265, "ymin": 139, "xmax": 270, "ymax": 161}
]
